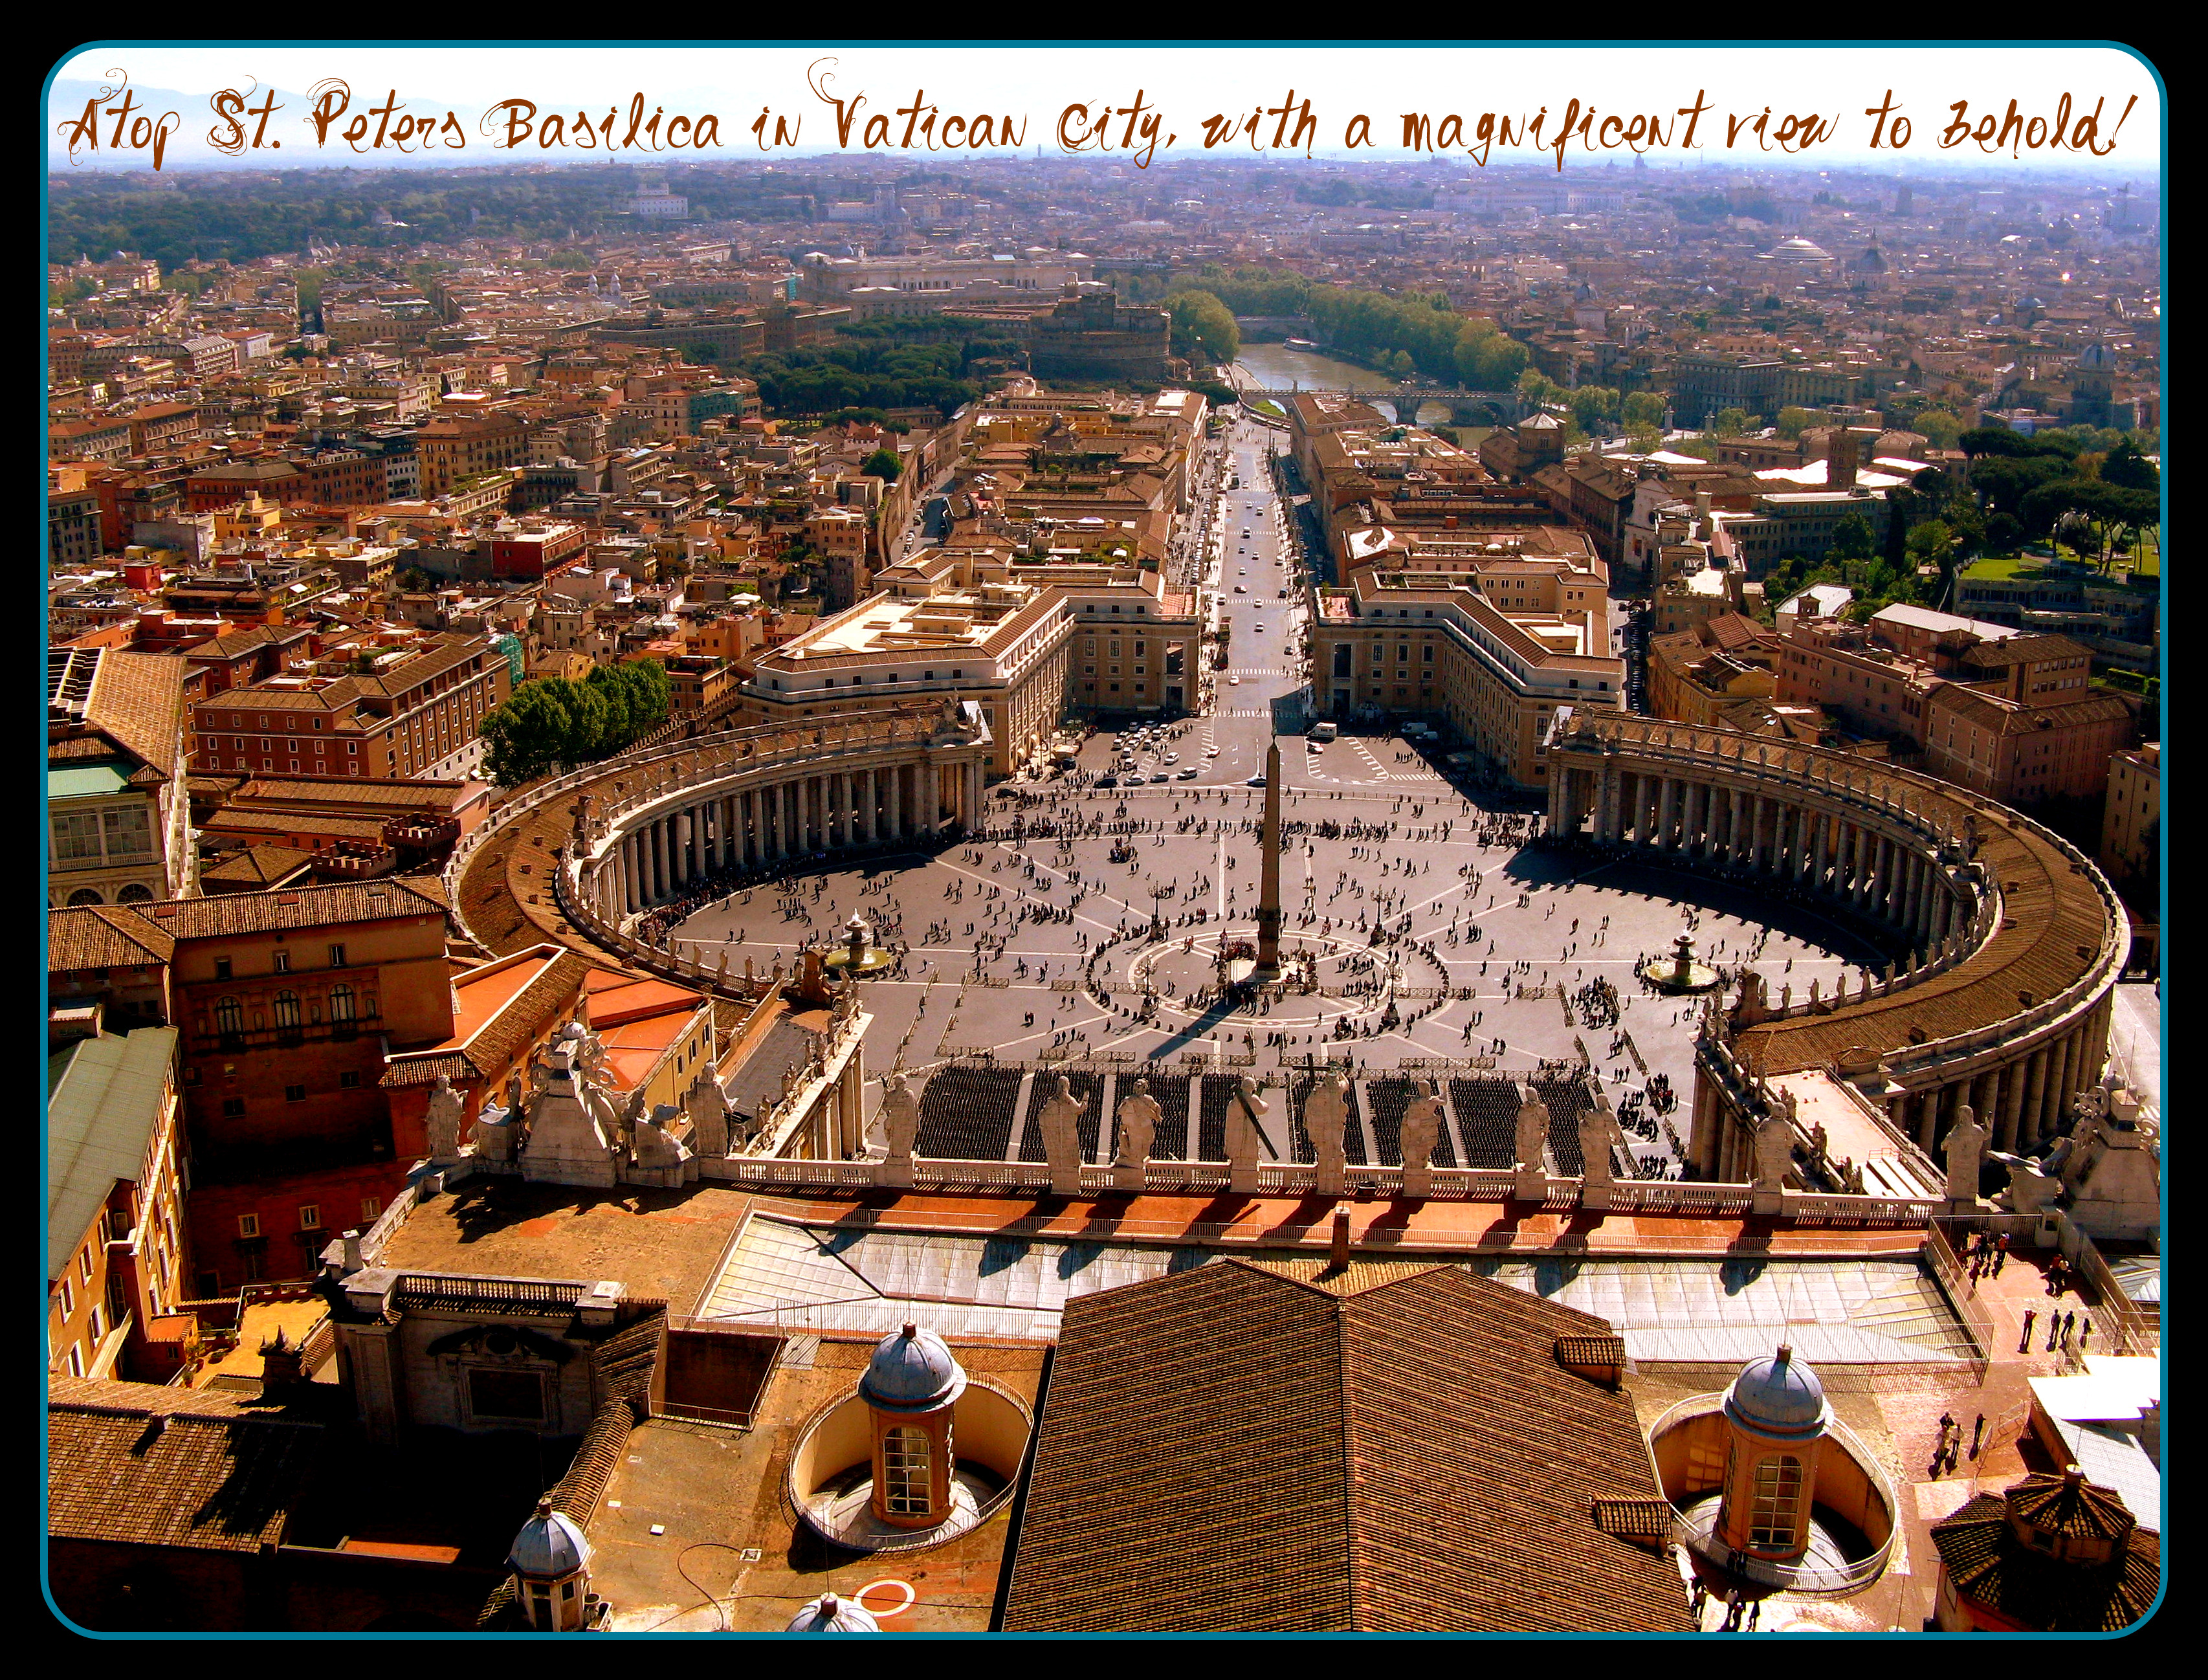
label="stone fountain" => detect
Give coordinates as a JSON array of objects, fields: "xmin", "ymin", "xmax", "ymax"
[
  {"xmin": 823, "ymin": 911, "xmax": 896, "ymax": 978},
  {"xmin": 1637, "ymin": 929, "xmax": 1722, "ymax": 994}
]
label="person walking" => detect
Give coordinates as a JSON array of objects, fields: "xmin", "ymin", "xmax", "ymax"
[
  {"xmin": 2019, "ymin": 1308, "xmax": 2037, "ymax": 1353},
  {"xmin": 2046, "ymin": 1312, "xmax": 2062, "ymax": 1353},
  {"xmin": 1971, "ymin": 1413, "xmax": 1987, "ymax": 1458},
  {"xmin": 1994, "ymin": 1233, "xmax": 2009, "ymax": 1277}
]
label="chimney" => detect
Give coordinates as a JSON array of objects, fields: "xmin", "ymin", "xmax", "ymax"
[
  {"xmin": 258, "ymin": 1327, "xmax": 305, "ymax": 1393},
  {"xmin": 341, "ymin": 1228, "xmax": 366, "ymax": 1273},
  {"xmin": 1329, "ymin": 1206, "xmax": 1352, "ymax": 1269}
]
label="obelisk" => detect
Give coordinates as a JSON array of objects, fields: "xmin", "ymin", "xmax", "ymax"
[{"xmin": 1255, "ymin": 737, "xmax": 1283, "ymax": 977}]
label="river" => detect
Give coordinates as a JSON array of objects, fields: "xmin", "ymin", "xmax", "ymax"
[{"xmin": 1233, "ymin": 341, "xmax": 1485, "ymax": 440}]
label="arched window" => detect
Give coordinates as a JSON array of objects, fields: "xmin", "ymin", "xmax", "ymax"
[
  {"xmin": 272, "ymin": 991, "xmax": 302, "ymax": 1028},
  {"xmin": 214, "ymin": 997, "xmax": 245, "ymax": 1037},
  {"xmin": 67, "ymin": 887, "xmax": 105, "ymax": 907},
  {"xmin": 882, "ymin": 1425, "xmax": 932, "ymax": 1516},
  {"xmin": 1748, "ymin": 1453, "xmax": 1805, "ymax": 1551},
  {"xmin": 329, "ymin": 984, "xmax": 355, "ymax": 1022},
  {"xmin": 116, "ymin": 883, "xmax": 153, "ymax": 903}
]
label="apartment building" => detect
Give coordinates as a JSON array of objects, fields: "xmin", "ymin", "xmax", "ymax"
[
  {"xmin": 133, "ymin": 880, "xmax": 454, "ymax": 1296},
  {"xmin": 47, "ymin": 1026, "xmax": 193, "ymax": 1384},
  {"xmin": 414, "ymin": 408, "xmax": 531, "ymax": 497},
  {"xmin": 1646, "ymin": 614, "xmax": 1782, "ymax": 728},
  {"xmin": 734, "ymin": 571, "xmax": 1074, "ymax": 778},
  {"xmin": 188, "ymin": 632, "xmax": 511, "ymax": 782},
  {"xmin": 1309, "ymin": 566, "xmax": 1626, "ymax": 790},
  {"xmin": 48, "ymin": 647, "xmax": 196, "ymax": 908},
  {"xmin": 2099, "ymin": 742, "xmax": 2159, "ymax": 885},
  {"xmin": 1774, "ymin": 608, "xmax": 2135, "ymax": 805}
]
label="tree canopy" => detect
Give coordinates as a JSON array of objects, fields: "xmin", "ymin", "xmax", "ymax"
[
  {"xmin": 1162, "ymin": 289, "xmax": 1241, "ymax": 366},
  {"xmin": 478, "ymin": 659, "xmax": 672, "ymax": 788}
]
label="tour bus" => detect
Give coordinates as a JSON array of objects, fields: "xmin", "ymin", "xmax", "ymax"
[{"xmin": 1307, "ymin": 720, "xmax": 1338, "ymax": 742}]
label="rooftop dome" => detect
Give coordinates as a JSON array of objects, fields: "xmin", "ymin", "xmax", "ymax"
[
  {"xmin": 1725, "ymin": 1343, "xmax": 1829, "ymax": 1438},
  {"xmin": 859, "ymin": 1321, "xmax": 967, "ymax": 1413},
  {"xmin": 786, "ymin": 1591, "xmax": 881, "ymax": 1631},
  {"xmin": 1767, "ymin": 238, "xmax": 1835, "ymax": 261},
  {"xmin": 507, "ymin": 1499, "xmax": 591, "ymax": 1577}
]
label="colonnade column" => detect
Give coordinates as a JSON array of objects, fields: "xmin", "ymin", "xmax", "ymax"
[
  {"xmin": 967, "ymin": 760, "xmax": 983, "ymax": 831},
  {"xmin": 1914, "ymin": 1087, "xmax": 1937, "ymax": 1152},
  {"xmin": 1657, "ymin": 777, "xmax": 1678, "ymax": 854},
  {"xmin": 2021, "ymin": 1044, "xmax": 2050, "ymax": 1147},
  {"xmin": 1998, "ymin": 1053, "xmax": 2029, "ymax": 1152},
  {"xmin": 2049, "ymin": 1032, "xmax": 2079, "ymax": 1133}
]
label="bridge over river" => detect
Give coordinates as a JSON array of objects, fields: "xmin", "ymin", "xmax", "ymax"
[{"xmin": 1238, "ymin": 386, "xmax": 1527, "ymax": 426}]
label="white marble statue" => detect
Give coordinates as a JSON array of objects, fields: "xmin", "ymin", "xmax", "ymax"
[
  {"xmin": 683, "ymin": 1066, "xmax": 731, "ymax": 1158},
  {"xmin": 1306, "ymin": 1073, "xmax": 1351, "ymax": 1199},
  {"xmin": 1399, "ymin": 1079, "xmax": 1445, "ymax": 1197},
  {"xmin": 1113, "ymin": 1078, "xmax": 1160, "ymax": 1167},
  {"xmin": 1578, "ymin": 1101, "xmax": 1616, "ymax": 1189},
  {"xmin": 423, "ymin": 1072, "xmax": 465, "ymax": 1163},
  {"xmin": 1037, "ymin": 1075, "xmax": 1085, "ymax": 1191},
  {"xmin": 1515, "ymin": 1089, "xmax": 1552, "ymax": 1178},
  {"xmin": 879, "ymin": 1071, "xmax": 921, "ymax": 1166},
  {"xmin": 1754, "ymin": 1111, "xmax": 1795, "ymax": 1191},
  {"xmin": 1943, "ymin": 1103, "xmax": 1987, "ymax": 1203},
  {"xmin": 1228, "ymin": 1075, "xmax": 1269, "ymax": 1191}
]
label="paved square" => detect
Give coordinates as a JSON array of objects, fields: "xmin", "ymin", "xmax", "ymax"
[{"xmin": 663, "ymin": 418, "xmax": 1898, "ymax": 1171}]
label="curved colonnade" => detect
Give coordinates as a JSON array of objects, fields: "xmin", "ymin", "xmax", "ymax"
[
  {"xmin": 1543, "ymin": 713, "xmax": 2129, "ymax": 1182},
  {"xmin": 446, "ymin": 703, "xmax": 993, "ymax": 978}
]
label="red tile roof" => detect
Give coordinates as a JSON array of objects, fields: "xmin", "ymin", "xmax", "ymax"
[{"xmin": 1000, "ymin": 1261, "xmax": 1690, "ymax": 1632}]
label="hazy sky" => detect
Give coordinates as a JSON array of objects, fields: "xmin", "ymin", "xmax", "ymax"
[{"xmin": 50, "ymin": 44, "xmax": 2162, "ymax": 174}]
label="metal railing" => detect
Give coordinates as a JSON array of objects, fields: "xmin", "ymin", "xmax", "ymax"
[{"xmin": 1648, "ymin": 1393, "xmax": 1901, "ymax": 1598}]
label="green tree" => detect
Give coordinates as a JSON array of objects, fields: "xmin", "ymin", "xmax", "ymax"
[
  {"xmin": 1569, "ymin": 386, "xmax": 1620, "ymax": 432},
  {"xmin": 480, "ymin": 680, "xmax": 584, "ymax": 788},
  {"xmin": 1163, "ymin": 289, "xmax": 1241, "ymax": 365},
  {"xmin": 590, "ymin": 658, "xmax": 672, "ymax": 747},
  {"xmin": 1907, "ymin": 518, "xmax": 1960, "ymax": 610},
  {"xmin": 1708, "ymin": 408, "xmax": 1754, "ymax": 439},
  {"xmin": 1774, "ymin": 406, "xmax": 1816, "ymax": 441},
  {"xmin": 1829, "ymin": 513, "xmax": 1875, "ymax": 563},
  {"xmin": 1959, "ymin": 425, "xmax": 2033, "ymax": 459},
  {"xmin": 2101, "ymin": 437, "xmax": 2160, "ymax": 494},
  {"xmin": 861, "ymin": 447, "xmax": 903, "ymax": 483},
  {"xmin": 1913, "ymin": 408, "xmax": 1964, "ymax": 452},
  {"xmin": 1620, "ymin": 391, "xmax": 1667, "ymax": 430}
]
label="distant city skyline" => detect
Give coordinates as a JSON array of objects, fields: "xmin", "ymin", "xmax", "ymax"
[{"xmin": 49, "ymin": 44, "xmax": 2163, "ymax": 175}]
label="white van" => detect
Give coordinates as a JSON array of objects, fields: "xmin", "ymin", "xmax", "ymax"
[{"xmin": 1307, "ymin": 721, "xmax": 1338, "ymax": 742}]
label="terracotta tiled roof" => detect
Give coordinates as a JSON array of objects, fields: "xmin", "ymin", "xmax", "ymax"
[
  {"xmin": 1000, "ymin": 1262, "xmax": 1692, "ymax": 1633},
  {"xmin": 47, "ymin": 1377, "xmax": 326, "ymax": 1553},
  {"xmin": 59, "ymin": 650, "xmax": 187, "ymax": 782},
  {"xmin": 1960, "ymin": 632, "xmax": 2090, "ymax": 667},
  {"xmin": 201, "ymin": 809, "xmax": 390, "ymax": 842},
  {"xmin": 1930, "ymin": 1483, "xmax": 2160, "ymax": 1631},
  {"xmin": 49, "ymin": 905, "xmax": 177, "ymax": 971},
  {"xmin": 234, "ymin": 775, "xmax": 472, "ymax": 811},
  {"xmin": 1932, "ymin": 685, "xmax": 2133, "ymax": 735},
  {"xmin": 381, "ymin": 948, "xmax": 590, "ymax": 1087},
  {"xmin": 124, "ymin": 878, "xmax": 447, "ymax": 939},
  {"xmin": 199, "ymin": 844, "xmax": 318, "ymax": 886}
]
